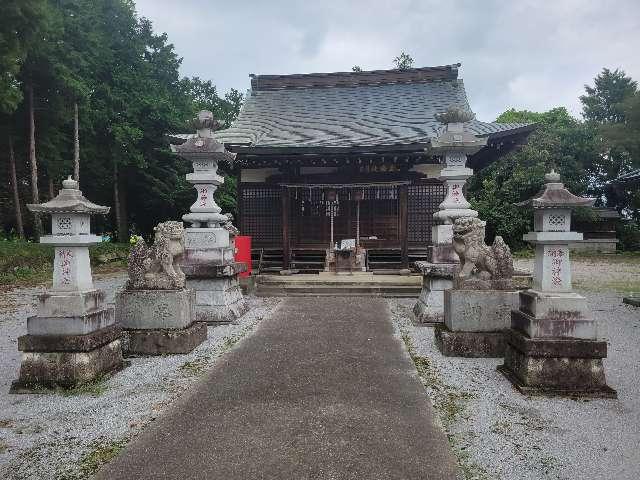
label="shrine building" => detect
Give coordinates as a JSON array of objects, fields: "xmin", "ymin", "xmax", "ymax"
[{"xmin": 216, "ymin": 64, "xmax": 534, "ymax": 272}]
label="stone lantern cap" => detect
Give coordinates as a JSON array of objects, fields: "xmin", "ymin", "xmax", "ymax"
[
  {"xmin": 170, "ymin": 111, "xmax": 236, "ymax": 163},
  {"xmin": 430, "ymin": 106, "xmax": 487, "ymax": 155},
  {"xmin": 516, "ymin": 171, "xmax": 595, "ymax": 209},
  {"xmin": 27, "ymin": 177, "xmax": 110, "ymax": 215}
]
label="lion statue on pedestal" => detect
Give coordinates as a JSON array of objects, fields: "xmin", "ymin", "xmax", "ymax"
[
  {"xmin": 126, "ymin": 221, "xmax": 186, "ymax": 290},
  {"xmin": 452, "ymin": 217, "xmax": 514, "ymax": 290}
]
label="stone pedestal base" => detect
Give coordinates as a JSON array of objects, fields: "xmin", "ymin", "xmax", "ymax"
[
  {"xmin": 435, "ymin": 324, "xmax": 505, "ymax": 357},
  {"xmin": 183, "ymin": 227, "xmax": 234, "ymax": 266},
  {"xmin": 515, "ymin": 290, "xmax": 597, "ymax": 339},
  {"xmin": 122, "ymin": 322, "xmax": 207, "ymax": 356},
  {"xmin": 116, "ymin": 289, "xmax": 194, "ymax": 329},
  {"xmin": 436, "ymin": 289, "xmax": 517, "ymax": 357},
  {"xmin": 498, "ymin": 328, "xmax": 617, "ymax": 398},
  {"xmin": 116, "ymin": 288, "xmax": 206, "ymax": 356},
  {"xmin": 444, "ymin": 289, "xmax": 518, "ymax": 332},
  {"xmin": 11, "ymin": 324, "xmax": 123, "ymax": 392},
  {"xmin": 187, "ymin": 276, "xmax": 249, "ymax": 324}
]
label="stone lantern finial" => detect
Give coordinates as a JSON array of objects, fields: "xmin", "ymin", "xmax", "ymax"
[
  {"xmin": 434, "ymin": 106, "xmax": 475, "ymax": 125},
  {"xmin": 544, "ymin": 169, "xmax": 561, "ymax": 183},
  {"xmin": 62, "ymin": 175, "xmax": 78, "ymax": 190}
]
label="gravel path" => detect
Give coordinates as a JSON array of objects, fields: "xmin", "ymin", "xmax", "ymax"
[
  {"xmin": 390, "ymin": 258, "xmax": 640, "ymax": 480},
  {"xmin": 0, "ymin": 273, "xmax": 281, "ymax": 480}
]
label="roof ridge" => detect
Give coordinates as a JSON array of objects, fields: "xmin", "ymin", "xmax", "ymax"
[{"xmin": 250, "ymin": 64, "xmax": 462, "ymax": 91}]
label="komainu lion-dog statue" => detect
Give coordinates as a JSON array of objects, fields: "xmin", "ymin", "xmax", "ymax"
[
  {"xmin": 452, "ymin": 217, "xmax": 514, "ymax": 290},
  {"xmin": 127, "ymin": 221, "xmax": 186, "ymax": 290}
]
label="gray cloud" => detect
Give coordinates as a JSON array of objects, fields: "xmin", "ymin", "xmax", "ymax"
[{"xmin": 135, "ymin": 0, "xmax": 640, "ymax": 121}]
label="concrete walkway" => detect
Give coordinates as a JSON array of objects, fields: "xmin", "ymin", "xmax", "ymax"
[{"xmin": 96, "ymin": 297, "xmax": 458, "ymax": 480}]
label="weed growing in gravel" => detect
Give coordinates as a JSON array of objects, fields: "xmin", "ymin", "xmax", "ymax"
[
  {"xmin": 57, "ymin": 376, "xmax": 109, "ymax": 397},
  {"xmin": 0, "ymin": 439, "xmax": 8, "ymax": 454},
  {"xmin": 179, "ymin": 358, "xmax": 210, "ymax": 377},
  {"xmin": 68, "ymin": 439, "xmax": 128, "ymax": 479},
  {"xmin": 221, "ymin": 325, "xmax": 255, "ymax": 352},
  {"xmin": 399, "ymin": 326, "xmax": 485, "ymax": 480},
  {"xmin": 448, "ymin": 433, "xmax": 491, "ymax": 480}
]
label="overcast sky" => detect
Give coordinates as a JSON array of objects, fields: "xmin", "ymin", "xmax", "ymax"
[{"xmin": 134, "ymin": 0, "xmax": 640, "ymax": 122}]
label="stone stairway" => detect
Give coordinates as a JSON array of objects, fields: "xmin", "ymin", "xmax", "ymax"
[{"xmin": 255, "ymin": 273, "xmax": 421, "ymax": 297}]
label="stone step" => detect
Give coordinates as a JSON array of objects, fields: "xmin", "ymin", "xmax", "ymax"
[{"xmin": 255, "ymin": 284, "xmax": 420, "ymax": 298}]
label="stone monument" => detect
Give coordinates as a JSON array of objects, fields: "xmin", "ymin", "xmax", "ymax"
[
  {"xmin": 498, "ymin": 171, "xmax": 616, "ymax": 397},
  {"xmin": 414, "ymin": 107, "xmax": 485, "ymax": 324},
  {"xmin": 435, "ymin": 217, "xmax": 518, "ymax": 357},
  {"xmin": 12, "ymin": 177, "xmax": 123, "ymax": 391},
  {"xmin": 115, "ymin": 221, "xmax": 206, "ymax": 355},
  {"xmin": 171, "ymin": 111, "xmax": 248, "ymax": 324}
]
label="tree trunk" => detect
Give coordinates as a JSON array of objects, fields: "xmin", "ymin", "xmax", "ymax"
[
  {"xmin": 73, "ymin": 102, "xmax": 80, "ymax": 182},
  {"xmin": 114, "ymin": 162, "xmax": 128, "ymax": 243},
  {"xmin": 48, "ymin": 177, "xmax": 55, "ymax": 199},
  {"xmin": 27, "ymin": 82, "xmax": 43, "ymax": 238},
  {"xmin": 8, "ymin": 135, "xmax": 25, "ymax": 239}
]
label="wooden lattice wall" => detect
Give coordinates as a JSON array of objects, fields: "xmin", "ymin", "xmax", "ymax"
[
  {"xmin": 240, "ymin": 184, "xmax": 282, "ymax": 246},
  {"xmin": 407, "ymin": 180, "xmax": 446, "ymax": 246}
]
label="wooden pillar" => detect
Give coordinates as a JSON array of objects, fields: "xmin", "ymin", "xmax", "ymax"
[
  {"xmin": 399, "ymin": 184, "xmax": 409, "ymax": 268},
  {"xmin": 235, "ymin": 167, "xmax": 243, "ymax": 234},
  {"xmin": 281, "ymin": 186, "xmax": 290, "ymax": 270}
]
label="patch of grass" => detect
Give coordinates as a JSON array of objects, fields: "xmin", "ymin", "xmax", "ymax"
[
  {"xmin": 0, "ymin": 420, "xmax": 13, "ymax": 429},
  {"xmin": 75, "ymin": 439, "xmax": 128, "ymax": 478},
  {"xmin": 179, "ymin": 358, "xmax": 210, "ymax": 377},
  {"xmin": 575, "ymin": 279, "xmax": 640, "ymax": 294},
  {"xmin": 447, "ymin": 433, "xmax": 492, "ymax": 480},
  {"xmin": 400, "ymin": 328, "xmax": 485, "ymax": 478},
  {"xmin": 0, "ymin": 240, "xmax": 129, "ymax": 288},
  {"xmin": 0, "ymin": 439, "xmax": 8, "ymax": 454},
  {"xmin": 400, "ymin": 330, "xmax": 475, "ymax": 427},
  {"xmin": 572, "ymin": 250, "xmax": 640, "ymax": 263},
  {"xmin": 57, "ymin": 376, "xmax": 109, "ymax": 397},
  {"xmin": 489, "ymin": 420, "xmax": 512, "ymax": 435}
]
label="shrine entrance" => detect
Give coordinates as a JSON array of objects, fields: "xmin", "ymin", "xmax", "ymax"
[{"xmin": 288, "ymin": 184, "xmax": 403, "ymax": 250}]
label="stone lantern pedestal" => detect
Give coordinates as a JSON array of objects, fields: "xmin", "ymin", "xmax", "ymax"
[
  {"xmin": 11, "ymin": 177, "xmax": 123, "ymax": 392},
  {"xmin": 414, "ymin": 107, "xmax": 485, "ymax": 324},
  {"xmin": 171, "ymin": 111, "xmax": 248, "ymax": 324},
  {"xmin": 498, "ymin": 171, "xmax": 616, "ymax": 397}
]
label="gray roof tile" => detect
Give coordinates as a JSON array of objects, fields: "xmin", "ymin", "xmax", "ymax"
[{"xmin": 215, "ymin": 71, "xmax": 531, "ymax": 149}]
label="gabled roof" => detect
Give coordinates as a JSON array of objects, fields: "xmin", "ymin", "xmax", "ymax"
[
  {"xmin": 615, "ymin": 169, "xmax": 640, "ymax": 185},
  {"xmin": 215, "ymin": 64, "xmax": 533, "ymax": 151}
]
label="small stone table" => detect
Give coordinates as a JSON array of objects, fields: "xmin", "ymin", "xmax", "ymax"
[{"xmin": 413, "ymin": 262, "xmax": 457, "ymax": 324}]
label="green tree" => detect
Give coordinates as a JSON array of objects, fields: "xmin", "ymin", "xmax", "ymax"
[
  {"xmin": 581, "ymin": 68, "xmax": 639, "ymax": 219},
  {"xmin": 0, "ymin": 0, "xmax": 47, "ymax": 114},
  {"xmin": 468, "ymin": 107, "xmax": 596, "ymax": 248},
  {"xmin": 393, "ymin": 52, "xmax": 414, "ymax": 70}
]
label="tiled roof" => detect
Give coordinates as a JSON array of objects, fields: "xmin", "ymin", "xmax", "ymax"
[
  {"xmin": 616, "ymin": 169, "xmax": 640, "ymax": 184},
  {"xmin": 215, "ymin": 65, "xmax": 532, "ymax": 149}
]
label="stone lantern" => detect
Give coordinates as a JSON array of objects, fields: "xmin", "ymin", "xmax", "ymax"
[
  {"xmin": 498, "ymin": 171, "xmax": 616, "ymax": 397},
  {"xmin": 12, "ymin": 177, "xmax": 123, "ymax": 391},
  {"xmin": 171, "ymin": 111, "xmax": 248, "ymax": 323},
  {"xmin": 413, "ymin": 106, "xmax": 486, "ymax": 324}
]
